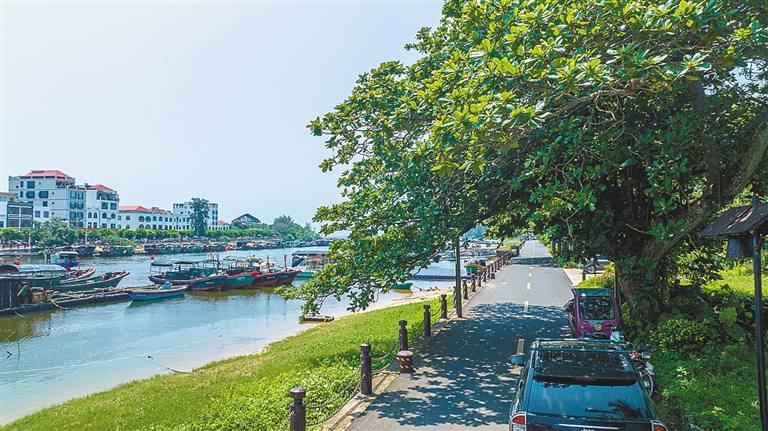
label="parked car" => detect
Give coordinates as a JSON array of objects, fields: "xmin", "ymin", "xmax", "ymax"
[
  {"xmin": 509, "ymin": 339, "xmax": 668, "ymax": 431},
  {"xmin": 578, "ymin": 255, "xmax": 611, "ymax": 273}
]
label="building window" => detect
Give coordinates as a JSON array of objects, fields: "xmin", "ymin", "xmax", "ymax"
[
  {"xmin": 153, "ymin": 216, "xmax": 157, "ymax": 221},
  {"xmin": 26, "ymin": 191, "xmax": 35, "ymax": 199},
  {"xmin": 110, "ymin": 203, "xmax": 117, "ymax": 210},
  {"xmin": 35, "ymin": 211, "xmax": 40, "ymax": 217},
  {"xmin": 126, "ymin": 225, "xmax": 130, "ymax": 229},
  {"xmin": 101, "ymin": 202, "xmax": 108, "ymax": 209},
  {"xmin": 27, "ymin": 181, "xmax": 35, "ymax": 188},
  {"xmin": 18, "ymin": 192, "xmax": 23, "ymax": 198},
  {"xmin": 44, "ymin": 211, "xmax": 49, "ymax": 218},
  {"xmin": 111, "ymin": 224, "xmax": 116, "ymax": 229},
  {"xmin": 126, "ymin": 215, "xmax": 130, "ymax": 220},
  {"xmin": 118, "ymin": 215, "xmax": 121, "ymax": 220},
  {"xmin": 102, "ymin": 212, "xmax": 108, "ymax": 219},
  {"xmin": 38, "ymin": 191, "xmax": 48, "ymax": 198},
  {"xmin": 42, "ymin": 201, "xmax": 48, "ymax": 207},
  {"xmin": 111, "ymin": 214, "xmax": 116, "ymax": 219}
]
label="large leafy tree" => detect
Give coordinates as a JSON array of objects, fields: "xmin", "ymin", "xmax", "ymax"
[
  {"xmin": 190, "ymin": 198, "xmax": 210, "ymax": 237},
  {"xmin": 291, "ymin": 0, "xmax": 768, "ymax": 316}
]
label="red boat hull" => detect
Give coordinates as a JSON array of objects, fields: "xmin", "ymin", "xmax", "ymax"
[
  {"xmin": 274, "ymin": 270, "xmax": 300, "ymax": 286},
  {"xmin": 251, "ymin": 273, "xmax": 279, "ymax": 288}
]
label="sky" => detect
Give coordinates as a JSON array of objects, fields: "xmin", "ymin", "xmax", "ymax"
[{"xmin": 0, "ymin": 0, "xmax": 445, "ymax": 228}]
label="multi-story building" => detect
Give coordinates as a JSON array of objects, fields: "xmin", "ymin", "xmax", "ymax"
[
  {"xmin": 7, "ymin": 170, "xmax": 85, "ymax": 228},
  {"xmin": 172, "ymin": 201, "xmax": 218, "ymax": 231},
  {"xmin": 85, "ymin": 184, "xmax": 120, "ymax": 230},
  {"xmin": 6, "ymin": 201, "xmax": 33, "ymax": 230},
  {"xmin": 0, "ymin": 192, "xmax": 17, "ymax": 229}
]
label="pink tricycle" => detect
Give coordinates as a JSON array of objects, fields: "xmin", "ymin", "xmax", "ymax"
[{"xmin": 564, "ymin": 288, "xmax": 620, "ymax": 339}]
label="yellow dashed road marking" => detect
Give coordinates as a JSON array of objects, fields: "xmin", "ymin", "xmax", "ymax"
[
  {"xmin": 526, "ymin": 282, "xmax": 531, "ymax": 290},
  {"xmin": 529, "ymin": 273, "xmax": 532, "ymax": 277},
  {"xmin": 517, "ymin": 339, "xmax": 525, "ymax": 355},
  {"xmin": 524, "ymin": 301, "xmax": 529, "ymax": 313}
]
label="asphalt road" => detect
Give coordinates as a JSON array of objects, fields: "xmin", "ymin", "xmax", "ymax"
[{"xmin": 346, "ymin": 240, "xmax": 574, "ymax": 430}]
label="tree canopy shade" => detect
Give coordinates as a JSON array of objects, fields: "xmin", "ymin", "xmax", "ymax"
[{"xmin": 290, "ymin": 0, "xmax": 768, "ymax": 315}]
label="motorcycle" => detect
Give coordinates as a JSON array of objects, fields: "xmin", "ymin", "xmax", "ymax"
[
  {"xmin": 564, "ymin": 287, "xmax": 620, "ymax": 339},
  {"xmin": 611, "ymin": 331, "xmax": 655, "ymax": 396}
]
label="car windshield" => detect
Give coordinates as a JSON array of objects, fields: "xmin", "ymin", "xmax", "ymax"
[
  {"xmin": 528, "ymin": 376, "xmax": 650, "ymax": 419},
  {"xmin": 578, "ymin": 296, "xmax": 615, "ymax": 320}
]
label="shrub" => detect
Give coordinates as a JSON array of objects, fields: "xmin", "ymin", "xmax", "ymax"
[{"xmin": 649, "ymin": 318, "xmax": 718, "ymax": 360}]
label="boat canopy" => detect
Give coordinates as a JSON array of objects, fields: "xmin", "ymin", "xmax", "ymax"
[{"xmin": 9, "ymin": 264, "xmax": 68, "ymax": 277}]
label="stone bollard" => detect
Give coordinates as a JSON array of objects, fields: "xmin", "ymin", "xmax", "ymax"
[
  {"xmin": 423, "ymin": 304, "xmax": 431, "ymax": 337},
  {"xmin": 399, "ymin": 320, "xmax": 409, "ymax": 351},
  {"xmin": 476, "ymin": 272, "xmax": 482, "ymax": 287},
  {"xmin": 471, "ymin": 274, "xmax": 477, "ymax": 291},
  {"xmin": 397, "ymin": 350, "xmax": 414, "ymax": 373},
  {"xmin": 360, "ymin": 343, "xmax": 372, "ymax": 395},
  {"xmin": 490, "ymin": 268, "xmax": 496, "ymax": 279},
  {"xmin": 290, "ymin": 387, "xmax": 307, "ymax": 431},
  {"xmin": 440, "ymin": 294, "xmax": 448, "ymax": 319},
  {"xmin": 463, "ymin": 280, "xmax": 469, "ymax": 299}
]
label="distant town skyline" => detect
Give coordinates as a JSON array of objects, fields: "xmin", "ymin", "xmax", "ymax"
[{"xmin": 1, "ymin": 1, "xmax": 444, "ymax": 227}]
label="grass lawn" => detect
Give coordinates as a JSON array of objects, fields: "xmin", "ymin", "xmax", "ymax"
[{"xmin": 3, "ymin": 296, "xmax": 445, "ymax": 431}]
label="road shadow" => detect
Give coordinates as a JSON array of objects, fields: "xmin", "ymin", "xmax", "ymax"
[
  {"xmin": 510, "ymin": 256, "xmax": 561, "ymax": 268},
  {"xmin": 354, "ymin": 303, "xmax": 570, "ymax": 428}
]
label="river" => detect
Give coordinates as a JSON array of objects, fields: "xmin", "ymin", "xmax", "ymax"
[{"xmin": 0, "ymin": 247, "xmax": 462, "ymax": 424}]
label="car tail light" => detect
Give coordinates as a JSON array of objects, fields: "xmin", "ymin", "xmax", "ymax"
[
  {"xmin": 652, "ymin": 420, "xmax": 668, "ymax": 431},
  {"xmin": 511, "ymin": 412, "xmax": 526, "ymax": 431}
]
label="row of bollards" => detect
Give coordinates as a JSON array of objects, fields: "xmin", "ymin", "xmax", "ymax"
[{"xmin": 286, "ymin": 251, "xmax": 515, "ymax": 430}]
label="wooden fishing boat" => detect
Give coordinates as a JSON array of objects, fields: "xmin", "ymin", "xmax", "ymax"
[
  {"xmin": 250, "ymin": 272, "xmax": 279, "ymax": 288},
  {"xmin": 129, "ymin": 284, "xmax": 187, "ymax": 300},
  {"xmin": 53, "ymin": 271, "xmax": 130, "ymax": 292},
  {"xmin": 223, "ymin": 273, "xmax": 253, "ymax": 289},
  {"xmin": 274, "ymin": 270, "xmax": 301, "ymax": 286},
  {"xmin": 98, "ymin": 245, "xmax": 135, "ymax": 257},
  {"xmin": 66, "ymin": 267, "xmax": 97, "ymax": 282},
  {"xmin": 148, "ymin": 260, "xmax": 227, "ymax": 291}
]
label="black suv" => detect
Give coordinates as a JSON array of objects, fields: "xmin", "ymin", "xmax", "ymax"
[{"xmin": 509, "ymin": 339, "xmax": 668, "ymax": 431}]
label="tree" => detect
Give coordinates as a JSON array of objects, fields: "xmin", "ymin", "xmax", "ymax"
[
  {"xmin": 292, "ymin": 0, "xmax": 768, "ymax": 315},
  {"xmin": 190, "ymin": 198, "xmax": 210, "ymax": 237},
  {"xmin": 37, "ymin": 219, "xmax": 77, "ymax": 247}
]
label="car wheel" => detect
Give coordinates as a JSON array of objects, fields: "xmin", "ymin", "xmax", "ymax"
[{"xmin": 585, "ymin": 264, "xmax": 596, "ymax": 274}]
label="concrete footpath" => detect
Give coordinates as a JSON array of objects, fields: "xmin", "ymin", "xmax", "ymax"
[{"xmin": 343, "ymin": 240, "xmax": 576, "ymax": 430}]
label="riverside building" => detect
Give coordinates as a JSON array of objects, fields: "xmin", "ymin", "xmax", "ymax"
[
  {"xmin": 7, "ymin": 170, "xmax": 85, "ymax": 228},
  {"xmin": 85, "ymin": 184, "xmax": 120, "ymax": 229}
]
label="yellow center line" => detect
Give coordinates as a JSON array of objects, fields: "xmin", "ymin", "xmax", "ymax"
[
  {"xmin": 524, "ymin": 301, "xmax": 529, "ymax": 313},
  {"xmin": 530, "ymin": 266, "xmax": 533, "ymax": 270},
  {"xmin": 528, "ymin": 273, "xmax": 532, "ymax": 277},
  {"xmin": 526, "ymin": 282, "xmax": 531, "ymax": 290},
  {"xmin": 517, "ymin": 338, "xmax": 525, "ymax": 355}
]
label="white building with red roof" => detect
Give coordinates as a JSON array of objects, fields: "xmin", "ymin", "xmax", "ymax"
[
  {"xmin": 8, "ymin": 170, "xmax": 86, "ymax": 228},
  {"xmin": 85, "ymin": 184, "xmax": 120, "ymax": 230}
]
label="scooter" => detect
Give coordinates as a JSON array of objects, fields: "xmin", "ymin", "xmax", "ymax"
[{"xmin": 611, "ymin": 331, "xmax": 655, "ymax": 396}]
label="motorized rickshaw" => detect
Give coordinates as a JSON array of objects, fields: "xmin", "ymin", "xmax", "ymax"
[{"xmin": 564, "ymin": 288, "xmax": 620, "ymax": 339}]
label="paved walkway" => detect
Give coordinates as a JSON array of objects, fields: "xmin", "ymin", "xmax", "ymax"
[{"xmin": 345, "ymin": 240, "xmax": 575, "ymax": 430}]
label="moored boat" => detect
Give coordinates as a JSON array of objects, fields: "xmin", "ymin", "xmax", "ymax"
[
  {"xmin": 46, "ymin": 251, "xmax": 80, "ymax": 269},
  {"xmin": 223, "ymin": 272, "xmax": 253, "ymax": 289},
  {"xmin": 148, "ymin": 260, "xmax": 227, "ymax": 291},
  {"xmin": 129, "ymin": 284, "xmax": 187, "ymax": 300},
  {"xmin": 54, "ymin": 271, "xmax": 130, "ymax": 292},
  {"xmin": 250, "ymin": 272, "xmax": 279, "ymax": 288},
  {"xmin": 98, "ymin": 245, "xmax": 135, "ymax": 257},
  {"xmin": 273, "ymin": 270, "xmax": 300, "ymax": 286}
]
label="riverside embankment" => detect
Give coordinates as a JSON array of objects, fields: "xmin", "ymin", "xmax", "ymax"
[{"xmin": 0, "ymin": 247, "xmax": 462, "ymax": 424}]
